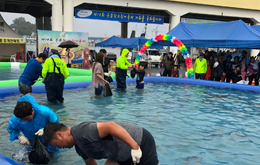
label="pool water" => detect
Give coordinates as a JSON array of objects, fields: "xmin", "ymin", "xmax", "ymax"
[
  {"xmin": 0, "ymin": 67, "xmax": 79, "ymax": 81},
  {"xmin": 0, "ymin": 67, "xmax": 25, "ymax": 80},
  {"xmin": 1, "ymin": 83, "xmax": 260, "ymax": 165}
]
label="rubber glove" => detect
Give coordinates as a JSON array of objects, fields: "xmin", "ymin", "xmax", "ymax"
[
  {"xmin": 18, "ymin": 136, "xmax": 30, "ymax": 145},
  {"xmin": 35, "ymin": 128, "xmax": 44, "ymax": 136},
  {"xmin": 131, "ymin": 147, "xmax": 142, "ymax": 163}
]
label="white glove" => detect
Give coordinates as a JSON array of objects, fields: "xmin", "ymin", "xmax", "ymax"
[
  {"xmin": 35, "ymin": 128, "xmax": 44, "ymax": 136},
  {"xmin": 104, "ymin": 72, "xmax": 110, "ymax": 76},
  {"xmin": 131, "ymin": 147, "xmax": 142, "ymax": 163},
  {"xmin": 108, "ymin": 71, "xmax": 112, "ymax": 76},
  {"xmin": 18, "ymin": 136, "xmax": 30, "ymax": 145}
]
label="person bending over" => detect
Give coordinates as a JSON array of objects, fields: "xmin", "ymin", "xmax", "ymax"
[
  {"xmin": 18, "ymin": 53, "xmax": 47, "ymax": 96},
  {"xmin": 7, "ymin": 94, "xmax": 59, "ymax": 152},
  {"xmin": 44, "ymin": 121, "xmax": 159, "ymax": 165}
]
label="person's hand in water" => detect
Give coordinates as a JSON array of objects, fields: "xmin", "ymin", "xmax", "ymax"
[
  {"xmin": 35, "ymin": 128, "xmax": 44, "ymax": 136},
  {"xmin": 18, "ymin": 136, "xmax": 30, "ymax": 145}
]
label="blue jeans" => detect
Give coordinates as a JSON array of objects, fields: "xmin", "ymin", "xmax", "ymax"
[{"xmin": 95, "ymin": 84, "xmax": 103, "ymax": 95}]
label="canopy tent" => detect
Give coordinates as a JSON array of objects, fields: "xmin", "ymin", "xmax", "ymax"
[
  {"xmin": 95, "ymin": 35, "xmax": 163, "ymax": 49},
  {"xmin": 252, "ymin": 25, "xmax": 260, "ymax": 33},
  {"xmin": 0, "ymin": 14, "xmax": 26, "ymax": 59},
  {"xmin": 153, "ymin": 20, "xmax": 260, "ymax": 49}
]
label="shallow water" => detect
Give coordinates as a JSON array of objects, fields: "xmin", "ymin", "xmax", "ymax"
[
  {"xmin": 0, "ymin": 67, "xmax": 25, "ymax": 80},
  {"xmin": 1, "ymin": 83, "xmax": 260, "ymax": 165},
  {"xmin": 0, "ymin": 67, "xmax": 79, "ymax": 81}
]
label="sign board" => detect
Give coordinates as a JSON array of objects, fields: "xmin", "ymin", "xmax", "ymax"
[
  {"xmin": 37, "ymin": 30, "xmax": 88, "ymax": 56},
  {"xmin": 75, "ymin": 9, "xmax": 164, "ymax": 24},
  {"xmin": 181, "ymin": 18, "xmax": 221, "ymax": 24},
  {"xmin": 0, "ymin": 38, "xmax": 25, "ymax": 44}
]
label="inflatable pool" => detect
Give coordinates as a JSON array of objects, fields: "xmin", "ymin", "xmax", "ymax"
[
  {"xmin": 0, "ymin": 154, "xmax": 24, "ymax": 165},
  {"xmin": 0, "ymin": 62, "xmax": 115, "ymax": 88},
  {"xmin": 1, "ymin": 76, "xmax": 260, "ymax": 97}
]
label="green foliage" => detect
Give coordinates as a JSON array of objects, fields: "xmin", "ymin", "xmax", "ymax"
[{"xmin": 10, "ymin": 17, "xmax": 36, "ymax": 36}]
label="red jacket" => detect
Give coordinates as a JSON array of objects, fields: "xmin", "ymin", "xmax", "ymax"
[
  {"xmin": 172, "ymin": 69, "xmax": 179, "ymax": 77},
  {"xmin": 205, "ymin": 66, "xmax": 211, "ymax": 80}
]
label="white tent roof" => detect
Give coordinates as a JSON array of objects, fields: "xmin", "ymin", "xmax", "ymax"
[{"xmin": 0, "ymin": 14, "xmax": 24, "ymax": 38}]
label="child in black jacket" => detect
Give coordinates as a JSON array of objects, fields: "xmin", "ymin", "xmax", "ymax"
[{"xmin": 233, "ymin": 65, "xmax": 242, "ymax": 83}]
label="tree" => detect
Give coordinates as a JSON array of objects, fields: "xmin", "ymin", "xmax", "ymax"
[{"xmin": 10, "ymin": 17, "xmax": 36, "ymax": 36}]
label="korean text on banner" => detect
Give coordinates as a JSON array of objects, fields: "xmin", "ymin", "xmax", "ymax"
[{"xmin": 75, "ymin": 9, "xmax": 164, "ymax": 25}]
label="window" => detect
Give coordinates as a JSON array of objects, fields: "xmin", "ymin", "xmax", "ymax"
[{"xmin": 149, "ymin": 50, "xmax": 160, "ymax": 56}]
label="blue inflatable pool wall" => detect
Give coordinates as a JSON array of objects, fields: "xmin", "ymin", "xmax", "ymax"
[
  {"xmin": 0, "ymin": 154, "xmax": 24, "ymax": 165},
  {"xmin": 0, "ymin": 77, "xmax": 260, "ymax": 97}
]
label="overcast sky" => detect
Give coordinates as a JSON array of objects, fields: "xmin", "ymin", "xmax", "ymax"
[{"xmin": 0, "ymin": 11, "xmax": 170, "ymax": 39}]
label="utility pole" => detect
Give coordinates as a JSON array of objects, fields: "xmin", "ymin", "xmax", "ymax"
[
  {"xmin": 144, "ymin": 23, "xmax": 147, "ymax": 36},
  {"xmin": 134, "ymin": 24, "xmax": 137, "ymax": 32},
  {"xmin": 155, "ymin": 26, "xmax": 158, "ymax": 36},
  {"xmin": 152, "ymin": 26, "xmax": 159, "ymax": 36}
]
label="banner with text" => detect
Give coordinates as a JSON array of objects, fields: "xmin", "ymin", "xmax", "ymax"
[
  {"xmin": 0, "ymin": 37, "xmax": 25, "ymax": 44},
  {"xmin": 181, "ymin": 18, "xmax": 221, "ymax": 24},
  {"xmin": 75, "ymin": 9, "xmax": 164, "ymax": 24},
  {"xmin": 37, "ymin": 30, "xmax": 88, "ymax": 57}
]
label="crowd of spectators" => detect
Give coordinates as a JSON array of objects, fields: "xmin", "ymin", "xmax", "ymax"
[
  {"xmin": 194, "ymin": 50, "xmax": 259, "ymax": 85},
  {"xmin": 160, "ymin": 49, "xmax": 259, "ymax": 85}
]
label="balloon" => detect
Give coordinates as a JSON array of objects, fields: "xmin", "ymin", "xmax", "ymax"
[{"xmin": 134, "ymin": 34, "xmax": 194, "ymax": 78}]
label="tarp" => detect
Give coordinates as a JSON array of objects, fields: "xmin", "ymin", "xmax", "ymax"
[
  {"xmin": 95, "ymin": 35, "xmax": 163, "ymax": 49},
  {"xmin": 252, "ymin": 25, "xmax": 260, "ymax": 33},
  {"xmin": 154, "ymin": 20, "xmax": 260, "ymax": 49}
]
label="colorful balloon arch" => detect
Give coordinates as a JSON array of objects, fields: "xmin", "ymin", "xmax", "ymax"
[{"xmin": 134, "ymin": 34, "xmax": 194, "ymax": 79}]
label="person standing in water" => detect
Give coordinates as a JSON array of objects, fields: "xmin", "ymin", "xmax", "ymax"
[
  {"xmin": 92, "ymin": 52, "xmax": 109, "ymax": 97},
  {"xmin": 133, "ymin": 63, "xmax": 146, "ymax": 89},
  {"xmin": 116, "ymin": 49, "xmax": 134, "ymax": 89},
  {"xmin": 42, "ymin": 49, "xmax": 69, "ymax": 103}
]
